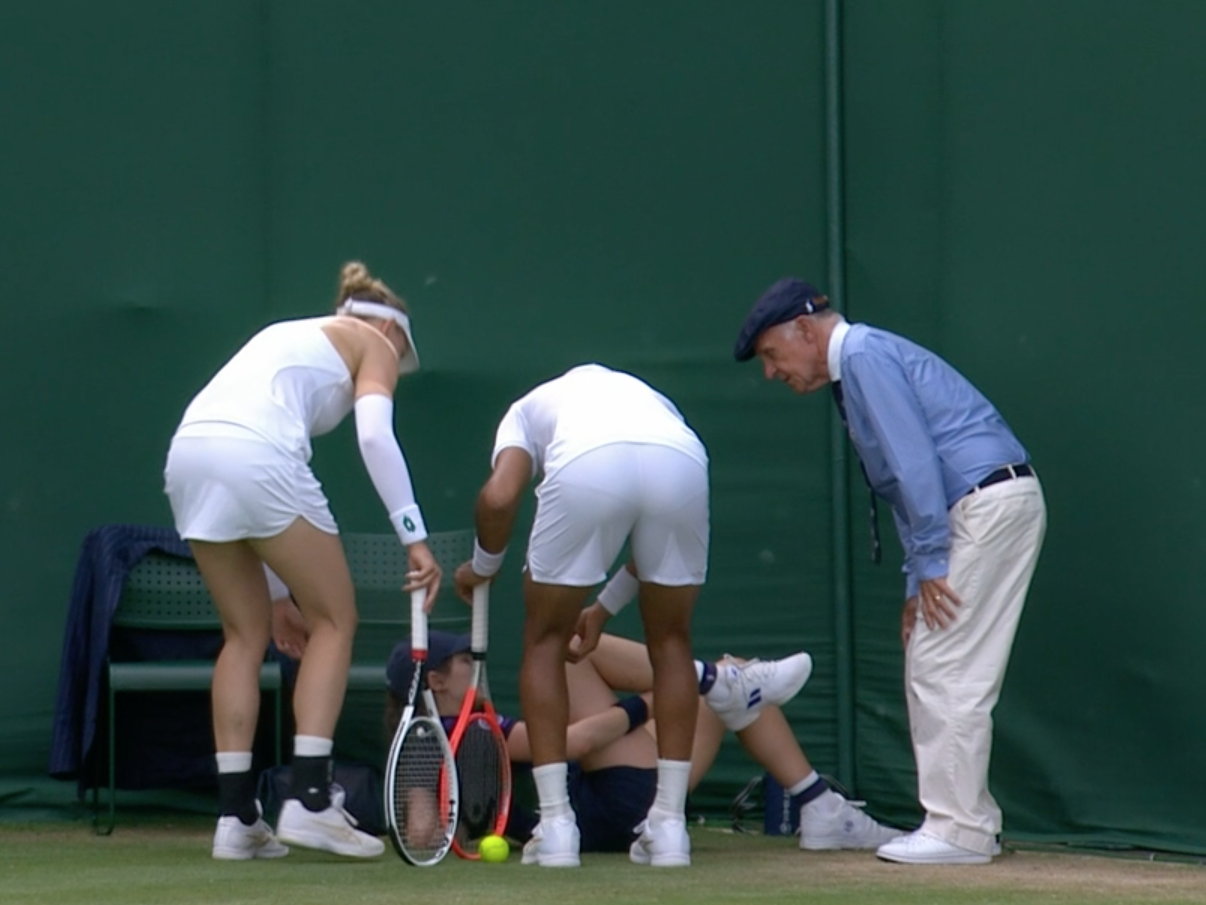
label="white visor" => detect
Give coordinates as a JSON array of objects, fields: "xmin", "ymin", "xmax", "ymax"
[{"xmin": 337, "ymin": 299, "xmax": 421, "ymax": 375}]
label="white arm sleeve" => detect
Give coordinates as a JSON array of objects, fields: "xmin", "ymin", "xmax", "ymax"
[{"xmin": 354, "ymin": 394, "xmax": 428, "ymax": 545}]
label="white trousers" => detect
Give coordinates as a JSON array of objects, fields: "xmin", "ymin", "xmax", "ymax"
[{"xmin": 905, "ymin": 474, "xmax": 1046, "ymax": 854}]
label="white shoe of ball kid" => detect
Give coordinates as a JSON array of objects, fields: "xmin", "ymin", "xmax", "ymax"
[
  {"xmin": 704, "ymin": 652, "xmax": 813, "ymax": 731},
  {"xmin": 799, "ymin": 793, "xmax": 901, "ymax": 851}
]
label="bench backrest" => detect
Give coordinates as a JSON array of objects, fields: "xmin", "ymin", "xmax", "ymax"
[
  {"xmin": 343, "ymin": 530, "xmax": 473, "ymax": 664},
  {"xmin": 114, "ymin": 553, "xmax": 217, "ymax": 630},
  {"xmin": 343, "ymin": 530, "xmax": 473, "ymax": 625},
  {"xmin": 113, "ymin": 530, "xmax": 475, "ymax": 638}
]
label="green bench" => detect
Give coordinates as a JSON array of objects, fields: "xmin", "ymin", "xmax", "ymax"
[
  {"xmin": 95, "ymin": 528, "xmax": 472, "ymax": 834},
  {"xmin": 341, "ymin": 530, "xmax": 474, "ymax": 691}
]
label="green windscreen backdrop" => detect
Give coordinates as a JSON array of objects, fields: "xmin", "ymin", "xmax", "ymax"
[
  {"xmin": 1, "ymin": 1, "xmax": 1203, "ymax": 854},
  {"xmin": 842, "ymin": 0, "xmax": 1206, "ymax": 853}
]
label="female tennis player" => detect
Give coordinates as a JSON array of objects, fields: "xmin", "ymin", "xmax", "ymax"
[{"xmin": 164, "ymin": 260, "xmax": 440, "ymax": 860}]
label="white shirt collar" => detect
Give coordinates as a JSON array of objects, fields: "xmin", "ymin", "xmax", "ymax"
[{"xmin": 827, "ymin": 317, "xmax": 851, "ymax": 383}]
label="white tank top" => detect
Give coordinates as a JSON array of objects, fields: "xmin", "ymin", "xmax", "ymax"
[{"xmin": 173, "ymin": 316, "xmax": 353, "ymax": 462}]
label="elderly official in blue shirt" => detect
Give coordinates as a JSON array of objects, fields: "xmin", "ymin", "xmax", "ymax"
[{"xmin": 733, "ymin": 278, "xmax": 1047, "ymax": 866}]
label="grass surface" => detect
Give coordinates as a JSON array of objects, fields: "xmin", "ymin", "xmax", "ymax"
[{"xmin": 3, "ymin": 817, "xmax": 1205, "ymax": 905}]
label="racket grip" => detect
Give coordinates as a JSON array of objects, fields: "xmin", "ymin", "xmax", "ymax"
[
  {"xmin": 471, "ymin": 583, "xmax": 489, "ymax": 652},
  {"xmin": 411, "ymin": 588, "xmax": 428, "ymax": 651}
]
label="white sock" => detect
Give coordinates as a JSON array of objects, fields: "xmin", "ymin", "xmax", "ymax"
[
  {"xmin": 215, "ymin": 751, "xmax": 253, "ymax": 773},
  {"xmin": 650, "ymin": 758, "xmax": 691, "ymax": 821},
  {"xmin": 293, "ymin": 735, "xmax": 333, "ymax": 757},
  {"xmin": 533, "ymin": 762, "xmax": 572, "ymax": 820},
  {"xmin": 789, "ymin": 770, "xmax": 819, "ymax": 797}
]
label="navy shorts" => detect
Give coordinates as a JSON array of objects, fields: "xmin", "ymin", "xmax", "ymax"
[
  {"xmin": 570, "ymin": 765, "xmax": 656, "ymax": 852},
  {"xmin": 506, "ymin": 765, "xmax": 656, "ymax": 853}
]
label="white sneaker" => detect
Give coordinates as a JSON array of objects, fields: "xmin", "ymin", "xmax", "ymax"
[
  {"xmin": 212, "ymin": 803, "xmax": 289, "ymax": 860},
  {"xmin": 705, "ymin": 652, "xmax": 813, "ymax": 731},
  {"xmin": 629, "ymin": 816, "xmax": 691, "ymax": 867},
  {"xmin": 276, "ymin": 787, "xmax": 385, "ymax": 858},
  {"xmin": 521, "ymin": 815, "xmax": 581, "ymax": 867},
  {"xmin": 799, "ymin": 793, "xmax": 901, "ymax": 851},
  {"xmin": 876, "ymin": 830, "xmax": 991, "ymax": 865}
]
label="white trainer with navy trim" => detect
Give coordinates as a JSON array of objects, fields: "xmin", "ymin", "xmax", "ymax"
[{"xmin": 704, "ymin": 652, "xmax": 813, "ymax": 731}]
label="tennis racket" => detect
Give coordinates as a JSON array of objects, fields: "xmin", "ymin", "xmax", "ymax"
[
  {"xmin": 384, "ymin": 587, "xmax": 459, "ymax": 865},
  {"xmin": 449, "ymin": 581, "xmax": 512, "ymax": 859}
]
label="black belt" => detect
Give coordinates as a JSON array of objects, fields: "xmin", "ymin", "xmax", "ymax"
[{"xmin": 972, "ymin": 463, "xmax": 1034, "ymax": 493}]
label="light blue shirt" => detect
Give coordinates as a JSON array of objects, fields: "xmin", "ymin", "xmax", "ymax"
[{"xmin": 828, "ymin": 321, "xmax": 1029, "ymax": 597}]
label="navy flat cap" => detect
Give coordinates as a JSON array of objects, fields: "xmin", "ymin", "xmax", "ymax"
[
  {"xmin": 733, "ymin": 277, "xmax": 829, "ymax": 361},
  {"xmin": 386, "ymin": 629, "xmax": 472, "ymax": 694}
]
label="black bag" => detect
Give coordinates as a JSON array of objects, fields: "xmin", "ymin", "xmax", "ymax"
[{"xmin": 257, "ymin": 761, "xmax": 386, "ymax": 836}]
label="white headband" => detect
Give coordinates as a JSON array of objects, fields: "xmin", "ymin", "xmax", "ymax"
[{"xmin": 337, "ymin": 298, "xmax": 420, "ymax": 374}]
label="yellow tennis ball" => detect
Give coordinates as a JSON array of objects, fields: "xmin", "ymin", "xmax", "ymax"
[{"xmin": 479, "ymin": 834, "xmax": 510, "ymax": 863}]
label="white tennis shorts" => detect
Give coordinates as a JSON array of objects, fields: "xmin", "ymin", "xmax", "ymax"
[
  {"xmin": 526, "ymin": 442, "xmax": 709, "ymax": 587},
  {"xmin": 164, "ymin": 434, "xmax": 339, "ymax": 542}
]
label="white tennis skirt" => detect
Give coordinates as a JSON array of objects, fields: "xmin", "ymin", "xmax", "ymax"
[
  {"xmin": 164, "ymin": 434, "xmax": 338, "ymax": 542},
  {"xmin": 527, "ymin": 442, "xmax": 710, "ymax": 587}
]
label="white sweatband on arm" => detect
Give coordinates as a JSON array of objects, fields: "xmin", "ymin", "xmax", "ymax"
[
  {"xmin": 354, "ymin": 394, "xmax": 428, "ymax": 545},
  {"xmin": 472, "ymin": 538, "xmax": 507, "ymax": 577},
  {"xmin": 598, "ymin": 567, "xmax": 639, "ymax": 615}
]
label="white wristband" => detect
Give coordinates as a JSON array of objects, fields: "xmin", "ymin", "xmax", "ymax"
[
  {"xmin": 472, "ymin": 538, "xmax": 506, "ymax": 577},
  {"xmin": 390, "ymin": 504, "xmax": 428, "ymax": 545},
  {"xmin": 598, "ymin": 567, "xmax": 639, "ymax": 615}
]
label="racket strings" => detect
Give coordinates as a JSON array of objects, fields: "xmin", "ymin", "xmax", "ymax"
[
  {"xmin": 454, "ymin": 719, "xmax": 508, "ymax": 851},
  {"xmin": 392, "ymin": 720, "xmax": 454, "ymax": 863}
]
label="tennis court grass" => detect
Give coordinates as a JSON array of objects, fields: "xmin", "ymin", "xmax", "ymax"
[{"xmin": 4, "ymin": 817, "xmax": 1204, "ymax": 905}]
